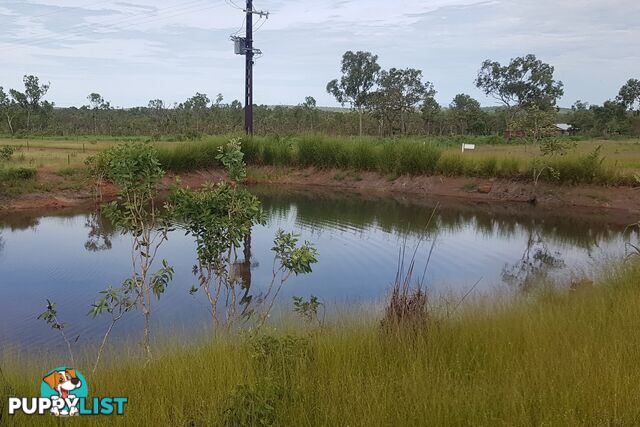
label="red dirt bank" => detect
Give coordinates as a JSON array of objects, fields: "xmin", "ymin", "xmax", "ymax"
[{"xmin": 2, "ymin": 167, "xmax": 639, "ymax": 219}]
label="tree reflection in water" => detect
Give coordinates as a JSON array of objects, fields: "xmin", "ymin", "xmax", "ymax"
[
  {"xmin": 84, "ymin": 212, "xmax": 115, "ymax": 252},
  {"xmin": 502, "ymin": 230, "xmax": 566, "ymax": 291}
]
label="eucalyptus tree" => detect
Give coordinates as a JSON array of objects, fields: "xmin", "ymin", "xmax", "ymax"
[
  {"xmin": 475, "ymin": 54, "xmax": 564, "ymax": 128},
  {"xmin": 617, "ymin": 78, "xmax": 640, "ymax": 114},
  {"xmin": 148, "ymin": 99, "xmax": 170, "ymax": 134},
  {"xmin": 87, "ymin": 93, "xmax": 110, "ymax": 134},
  {"xmin": 327, "ymin": 51, "xmax": 381, "ymax": 136},
  {"xmin": 421, "ymin": 97, "xmax": 441, "ymax": 135},
  {"xmin": 449, "ymin": 93, "xmax": 483, "ymax": 135},
  {"xmin": 373, "ymin": 67, "xmax": 435, "ymax": 135},
  {"xmin": 9, "ymin": 75, "xmax": 50, "ymax": 131},
  {"xmin": 183, "ymin": 92, "xmax": 211, "ymax": 133},
  {"xmin": 0, "ymin": 87, "xmax": 17, "ymax": 134},
  {"xmin": 511, "ymin": 104, "xmax": 558, "ymax": 144},
  {"xmin": 590, "ymin": 100, "xmax": 629, "ymax": 135},
  {"xmin": 568, "ymin": 101, "xmax": 595, "ymax": 132},
  {"xmin": 301, "ymin": 96, "xmax": 319, "ymax": 132},
  {"xmin": 88, "ymin": 92, "xmax": 109, "ymax": 110}
]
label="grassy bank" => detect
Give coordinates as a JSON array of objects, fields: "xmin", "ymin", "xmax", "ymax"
[
  {"xmin": 1, "ymin": 135, "xmax": 639, "ymax": 185},
  {"xmin": 3, "ymin": 262, "xmax": 640, "ymax": 425},
  {"xmin": 157, "ymin": 135, "xmax": 637, "ymax": 185}
]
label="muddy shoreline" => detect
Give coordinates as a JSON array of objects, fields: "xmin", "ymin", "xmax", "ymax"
[{"xmin": 1, "ymin": 167, "xmax": 639, "ymax": 226}]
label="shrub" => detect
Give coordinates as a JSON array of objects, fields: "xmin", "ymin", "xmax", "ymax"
[
  {"xmin": 248, "ymin": 332, "xmax": 312, "ymax": 377},
  {"xmin": 0, "ymin": 167, "xmax": 36, "ymax": 180},
  {"xmin": 223, "ymin": 381, "xmax": 285, "ymax": 427},
  {"xmin": 545, "ymin": 146, "xmax": 608, "ymax": 184},
  {"xmin": 0, "ymin": 145, "xmax": 16, "ymax": 161},
  {"xmin": 486, "ymin": 134, "xmax": 506, "ymax": 145}
]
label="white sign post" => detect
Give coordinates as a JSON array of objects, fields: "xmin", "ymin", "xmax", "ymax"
[{"xmin": 461, "ymin": 143, "xmax": 476, "ymax": 153}]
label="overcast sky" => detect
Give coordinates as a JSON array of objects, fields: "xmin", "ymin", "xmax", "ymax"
[{"xmin": 0, "ymin": 0, "xmax": 638, "ymax": 108}]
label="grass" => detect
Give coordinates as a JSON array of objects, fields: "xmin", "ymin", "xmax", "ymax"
[
  {"xmin": 1, "ymin": 135, "xmax": 640, "ymax": 186},
  {"xmin": 0, "ymin": 166, "xmax": 39, "ymax": 196},
  {"xmin": 3, "ymin": 262, "xmax": 640, "ymax": 425},
  {"xmin": 156, "ymin": 135, "xmax": 638, "ymax": 185}
]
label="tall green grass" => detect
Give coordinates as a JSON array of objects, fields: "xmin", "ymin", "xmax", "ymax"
[
  {"xmin": 155, "ymin": 135, "xmax": 632, "ymax": 185},
  {"xmin": 0, "ymin": 166, "xmax": 38, "ymax": 196},
  {"xmin": 3, "ymin": 263, "xmax": 640, "ymax": 425}
]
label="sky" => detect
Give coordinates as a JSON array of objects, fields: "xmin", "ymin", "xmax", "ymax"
[{"xmin": 0, "ymin": 0, "xmax": 638, "ymax": 109}]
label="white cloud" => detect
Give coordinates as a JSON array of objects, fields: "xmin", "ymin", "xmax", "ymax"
[{"xmin": 0, "ymin": 0, "xmax": 638, "ymax": 107}]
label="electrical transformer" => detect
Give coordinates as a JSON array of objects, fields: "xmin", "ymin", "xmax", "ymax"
[{"xmin": 233, "ymin": 37, "xmax": 246, "ymax": 55}]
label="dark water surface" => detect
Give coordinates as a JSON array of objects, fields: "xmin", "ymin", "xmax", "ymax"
[{"xmin": 0, "ymin": 187, "xmax": 635, "ymax": 351}]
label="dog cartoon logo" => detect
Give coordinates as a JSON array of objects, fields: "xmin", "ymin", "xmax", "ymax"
[
  {"xmin": 8, "ymin": 366, "xmax": 127, "ymax": 417},
  {"xmin": 40, "ymin": 367, "xmax": 88, "ymax": 416}
]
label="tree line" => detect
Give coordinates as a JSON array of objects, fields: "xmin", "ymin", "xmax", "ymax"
[{"xmin": 1, "ymin": 52, "xmax": 639, "ymax": 138}]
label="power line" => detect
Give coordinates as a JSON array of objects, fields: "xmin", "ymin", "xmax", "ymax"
[
  {"xmin": 231, "ymin": 16, "xmax": 246, "ymax": 36},
  {"xmin": 254, "ymin": 15, "xmax": 268, "ymax": 32},
  {"xmin": 225, "ymin": 0, "xmax": 244, "ymax": 10}
]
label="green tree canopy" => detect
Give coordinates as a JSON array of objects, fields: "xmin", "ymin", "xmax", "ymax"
[
  {"xmin": 326, "ymin": 51, "xmax": 381, "ymax": 135},
  {"xmin": 87, "ymin": 93, "xmax": 110, "ymax": 110},
  {"xmin": 450, "ymin": 93, "xmax": 483, "ymax": 134},
  {"xmin": 617, "ymin": 78, "xmax": 640, "ymax": 113},
  {"xmin": 372, "ymin": 67, "xmax": 435, "ymax": 135},
  {"xmin": 475, "ymin": 54, "xmax": 564, "ymax": 111},
  {"xmin": 9, "ymin": 75, "xmax": 50, "ymax": 130}
]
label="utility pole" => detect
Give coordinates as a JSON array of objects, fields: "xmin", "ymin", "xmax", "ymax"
[
  {"xmin": 231, "ymin": 2, "xmax": 268, "ymax": 135},
  {"xmin": 244, "ymin": 0, "xmax": 253, "ymax": 135}
]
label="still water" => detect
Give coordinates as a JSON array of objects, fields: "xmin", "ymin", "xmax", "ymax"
[{"xmin": 0, "ymin": 187, "xmax": 635, "ymax": 350}]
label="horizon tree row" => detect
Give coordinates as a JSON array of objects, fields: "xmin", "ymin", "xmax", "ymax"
[{"xmin": 0, "ymin": 55, "xmax": 639, "ymax": 138}]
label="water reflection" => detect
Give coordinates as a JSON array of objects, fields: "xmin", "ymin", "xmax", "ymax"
[
  {"xmin": 234, "ymin": 234, "xmax": 256, "ymax": 318},
  {"xmin": 255, "ymin": 187, "xmax": 631, "ymax": 252},
  {"xmin": 501, "ymin": 230, "xmax": 566, "ymax": 291},
  {"xmin": 84, "ymin": 212, "xmax": 115, "ymax": 252},
  {"xmin": 0, "ymin": 188, "xmax": 637, "ymax": 350}
]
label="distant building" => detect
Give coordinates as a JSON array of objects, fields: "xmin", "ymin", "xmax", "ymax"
[{"xmin": 554, "ymin": 123, "xmax": 578, "ymax": 135}]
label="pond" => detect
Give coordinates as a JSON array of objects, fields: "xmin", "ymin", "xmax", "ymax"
[{"xmin": 0, "ymin": 187, "xmax": 636, "ymax": 351}]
